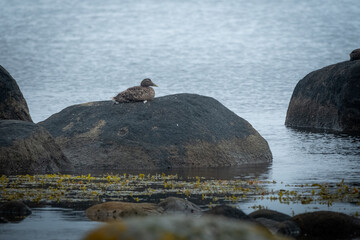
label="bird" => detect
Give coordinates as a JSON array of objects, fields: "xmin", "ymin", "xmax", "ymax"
[{"xmin": 112, "ymin": 78, "xmax": 158, "ymax": 103}]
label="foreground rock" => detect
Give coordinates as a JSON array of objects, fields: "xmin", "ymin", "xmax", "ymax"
[
  {"xmin": 0, "ymin": 120, "xmax": 72, "ymax": 175},
  {"xmin": 285, "ymin": 60, "xmax": 360, "ymax": 133},
  {"xmin": 84, "ymin": 215, "xmax": 288, "ymax": 240},
  {"xmin": 40, "ymin": 94, "xmax": 272, "ymax": 171},
  {"xmin": 0, "ymin": 65, "xmax": 32, "ymax": 122},
  {"xmin": 292, "ymin": 211, "xmax": 360, "ymax": 239}
]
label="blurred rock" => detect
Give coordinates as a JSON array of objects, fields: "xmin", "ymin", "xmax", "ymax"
[
  {"xmin": 249, "ymin": 209, "xmax": 291, "ymax": 222},
  {"xmin": 158, "ymin": 197, "xmax": 201, "ymax": 215},
  {"xmin": 292, "ymin": 211, "xmax": 360, "ymax": 239},
  {"xmin": 85, "ymin": 201, "xmax": 163, "ymax": 221},
  {"xmin": 205, "ymin": 204, "xmax": 251, "ymax": 220},
  {"xmin": 0, "ymin": 65, "xmax": 32, "ymax": 122},
  {"xmin": 0, "ymin": 201, "xmax": 31, "ymax": 222},
  {"xmin": 83, "ymin": 215, "xmax": 290, "ymax": 240}
]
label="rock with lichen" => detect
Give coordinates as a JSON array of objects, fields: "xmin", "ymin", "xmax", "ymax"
[
  {"xmin": 0, "ymin": 65, "xmax": 32, "ymax": 122},
  {"xmin": 39, "ymin": 94, "xmax": 272, "ymax": 171},
  {"xmin": 85, "ymin": 201, "xmax": 162, "ymax": 221},
  {"xmin": 285, "ymin": 60, "xmax": 360, "ymax": 133},
  {"xmin": 83, "ymin": 215, "xmax": 290, "ymax": 240}
]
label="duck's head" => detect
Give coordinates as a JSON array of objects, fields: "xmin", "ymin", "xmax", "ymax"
[{"xmin": 141, "ymin": 78, "xmax": 158, "ymax": 87}]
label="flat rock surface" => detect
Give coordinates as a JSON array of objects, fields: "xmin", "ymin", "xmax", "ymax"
[
  {"xmin": 0, "ymin": 120, "xmax": 72, "ymax": 175},
  {"xmin": 39, "ymin": 94, "xmax": 272, "ymax": 171},
  {"xmin": 285, "ymin": 60, "xmax": 360, "ymax": 133}
]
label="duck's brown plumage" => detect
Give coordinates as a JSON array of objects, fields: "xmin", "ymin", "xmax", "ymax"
[{"xmin": 112, "ymin": 78, "xmax": 158, "ymax": 103}]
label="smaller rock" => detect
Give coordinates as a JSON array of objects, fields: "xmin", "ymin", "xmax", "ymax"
[
  {"xmin": 292, "ymin": 211, "xmax": 360, "ymax": 239},
  {"xmin": 249, "ymin": 209, "xmax": 291, "ymax": 222},
  {"xmin": 0, "ymin": 201, "xmax": 32, "ymax": 222},
  {"xmin": 85, "ymin": 201, "xmax": 162, "ymax": 221},
  {"xmin": 205, "ymin": 205, "xmax": 251, "ymax": 220},
  {"xmin": 158, "ymin": 197, "xmax": 201, "ymax": 215},
  {"xmin": 276, "ymin": 220, "xmax": 301, "ymax": 237},
  {"xmin": 350, "ymin": 48, "xmax": 360, "ymax": 61}
]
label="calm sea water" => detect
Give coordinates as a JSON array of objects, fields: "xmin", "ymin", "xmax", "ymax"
[{"xmin": 1, "ymin": 0, "xmax": 360, "ymax": 239}]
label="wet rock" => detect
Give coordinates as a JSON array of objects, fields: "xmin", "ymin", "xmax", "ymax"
[
  {"xmin": 83, "ymin": 215, "xmax": 290, "ymax": 240},
  {"xmin": 0, "ymin": 201, "xmax": 31, "ymax": 222},
  {"xmin": 276, "ymin": 220, "xmax": 301, "ymax": 237},
  {"xmin": 350, "ymin": 48, "xmax": 360, "ymax": 61},
  {"xmin": 0, "ymin": 120, "xmax": 72, "ymax": 175},
  {"xmin": 85, "ymin": 201, "xmax": 163, "ymax": 221},
  {"xmin": 249, "ymin": 209, "xmax": 291, "ymax": 222},
  {"xmin": 285, "ymin": 60, "xmax": 360, "ymax": 133},
  {"xmin": 39, "ymin": 94, "xmax": 272, "ymax": 171},
  {"xmin": 292, "ymin": 211, "xmax": 360, "ymax": 239},
  {"xmin": 158, "ymin": 197, "xmax": 201, "ymax": 215},
  {"xmin": 205, "ymin": 204, "xmax": 251, "ymax": 220},
  {"xmin": 0, "ymin": 65, "xmax": 32, "ymax": 122}
]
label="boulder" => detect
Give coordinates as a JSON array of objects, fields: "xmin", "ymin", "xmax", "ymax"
[
  {"xmin": 292, "ymin": 211, "xmax": 360, "ymax": 239},
  {"xmin": 0, "ymin": 120, "xmax": 72, "ymax": 175},
  {"xmin": 39, "ymin": 94, "xmax": 272, "ymax": 171},
  {"xmin": 285, "ymin": 61, "xmax": 360, "ymax": 133},
  {"xmin": 0, "ymin": 65, "xmax": 32, "ymax": 122},
  {"xmin": 83, "ymin": 215, "xmax": 290, "ymax": 240},
  {"xmin": 158, "ymin": 197, "xmax": 201, "ymax": 215},
  {"xmin": 85, "ymin": 201, "xmax": 162, "ymax": 221}
]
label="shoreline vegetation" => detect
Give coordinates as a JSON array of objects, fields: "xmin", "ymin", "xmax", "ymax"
[{"xmin": 1, "ymin": 173, "xmax": 359, "ymax": 218}]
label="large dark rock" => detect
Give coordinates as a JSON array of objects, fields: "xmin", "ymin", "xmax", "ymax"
[
  {"xmin": 0, "ymin": 65, "xmax": 32, "ymax": 122},
  {"xmin": 292, "ymin": 211, "xmax": 360, "ymax": 239},
  {"xmin": 205, "ymin": 205, "xmax": 251, "ymax": 221},
  {"xmin": 39, "ymin": 94, "xmax": 272, "ymax": 171},
  {"xmin": 0, "ymin": 201, "xmax": 32, "ymax": 222},
  {"xmin": 285, "ymin": 61, "xmax": 360, "ymax": 133},
  {"xmin": 0, "ymin": 120, "xmax": 72, "ymax": 175}
]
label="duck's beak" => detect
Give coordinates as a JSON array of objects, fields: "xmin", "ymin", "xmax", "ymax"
[{"xmin": 152, "ymin": 83, "xmax": 158, "ymax": 87}]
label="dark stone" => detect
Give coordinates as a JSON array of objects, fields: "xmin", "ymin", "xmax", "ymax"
[
  {"xmin": 285, "ymin": 61, "xmax": 360, "ymax": 133},
  {"xmin": 0, "ymin": 120, "xmax": 73, "ymax": 175},
  {"xmin": 248, "ymin": 209, "xmax": 291, "ymax": 222},
  {"xmin": 0, "ymin": 201, "xmax": 31, "ymax": 222},
  {"xmin": 276, "ymin": 220, "xmax": 301, "ymax": 237},
  {"xmin": 0, "ymin": 65, "xmax": 32, "ymax": 122},
  {"xmin": 350, "ymin": 48, "xmax": 360, "ymax": 61},
  {"xmin": 292, "ymin": 211, "xmax": 360, "ymax": 239},
  {"xmin": 39, "ymin": 94, "xmax": 272, "ymax": 171},
  {"xmin": 205, "ymin": 205, "xmax": 251, "ymax": 220}
]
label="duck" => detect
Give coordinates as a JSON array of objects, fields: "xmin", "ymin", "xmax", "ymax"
[{"xmin": 112, "ymin": 78, "xmax": 158, "ymax": 103}]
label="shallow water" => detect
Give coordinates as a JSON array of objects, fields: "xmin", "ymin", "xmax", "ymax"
[{"xmin": 0, "ymin": 0, "xmax": 360, "ymax": 239}]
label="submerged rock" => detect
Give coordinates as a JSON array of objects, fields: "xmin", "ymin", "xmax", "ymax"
[
  {"xmin": 0, "ymin": 120, "xmax": 72, "ymax": 175},
  {"xmin": 85, "ymin": 201, "xmax": 162, "ymax": 221},
  {"xmin": 40, "ymin": 94, "xmax": 272, "ymax": 171},
  {"xmin": 83, "ymin": 215, "xmax": 289, "ymax": 240},
  {"xmin": 292, "ymin": 211, "xmax": 360, "ymax": 239},
  {"xmin": 0, "ymin": 65, "xmax": 32, "ymax": 122},
  {"xmin": 285, "ymin": 60, "xmax": 360, "ymax": 133}
]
